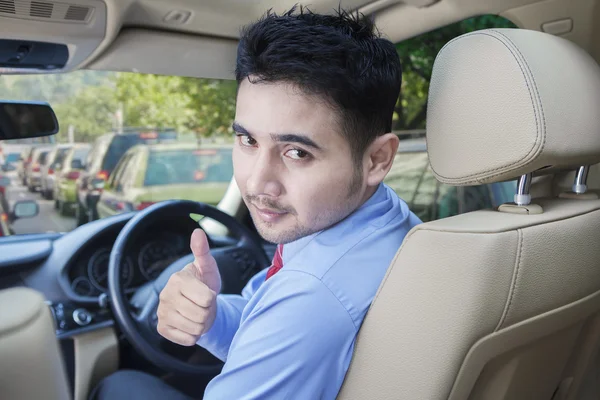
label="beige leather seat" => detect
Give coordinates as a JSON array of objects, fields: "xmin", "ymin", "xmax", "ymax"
[
  {"xmin": 0, "ymin": 287, "xmax": 71, "ymax": 400},
  {"xmin": 338, "ymin": 29, "xmax": 600, "ymax": 400}
]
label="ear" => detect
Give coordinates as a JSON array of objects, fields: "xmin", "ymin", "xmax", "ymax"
[{"xmin": 364, "ymin": 133, "xmax": 399, "ymax": 187}]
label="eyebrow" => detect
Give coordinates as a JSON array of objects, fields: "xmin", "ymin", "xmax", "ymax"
[{"xmin": 232, "ymin": 122, "xmax": 322, "ymax": 151}]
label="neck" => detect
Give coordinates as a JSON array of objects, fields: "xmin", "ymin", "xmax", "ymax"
[{"xmin": 358, "ymin": 184, "xmax": 379, "ymax": 207}]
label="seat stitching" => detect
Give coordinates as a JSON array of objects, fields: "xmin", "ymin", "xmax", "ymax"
[
  {"xmin": 429, "ymin": 30, "xmax": 545, "ymax": 183},
  {"xmin": 495, "ymin": 228, "xmax": 524, "ymax": 331},
  {"xmin": 491, "ymin": 29, "xmax": 548, "ymax": 166}
]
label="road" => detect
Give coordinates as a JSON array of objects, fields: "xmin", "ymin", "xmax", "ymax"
[{"xmin": 5, "ymin": 174, "xmax": 77, "ymax": 234}]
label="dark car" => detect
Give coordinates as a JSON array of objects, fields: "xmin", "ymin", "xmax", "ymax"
[{"xmin": 75, "ymin": 129, "xmax": 178, "ymax": 226}]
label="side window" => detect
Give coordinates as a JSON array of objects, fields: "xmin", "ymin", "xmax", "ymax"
[
  {"xmin": 46, "ymin": 149, "xmax": 57, "ymax": 166},
  {"xmin": 85, "ymin": 144, "xmax": 96, "ymax": 170},
  {"xmin": 108, "ymin": 154, "xmax": 131, "ymax": 192},
  {"xmin": 91, "ymin": 138, "xmax": 110, "ymax": 172},
  {"xmin": 54, "ymin": 148, "xmax": 70, "ymax": 168},
  {"xmin": 38, "ymin": 151, "xmax": 50, "ymax": 165},
  {"xmin": 385, "ymin": 15, "xmax": 517, "ymax": 222},
  {"xmin": 119, "ymin": 152, "xmax": 139, "ymax": 190}
]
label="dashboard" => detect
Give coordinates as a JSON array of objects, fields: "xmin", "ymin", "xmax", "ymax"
[
  {"xmin": 68, "ymin": 232, "xmax": 188, "ymax": 297},
  {"xmin": 0, "ymin": 207, "xmax": 275, "ymax": 341},
  {"xmin": 66, "ymin": 218, "xmax": 201, "ymax": 298}
]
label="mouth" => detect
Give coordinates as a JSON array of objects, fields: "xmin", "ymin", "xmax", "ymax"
[{"xmin": 252, "ymin": 204, "xmax": 288, "ymax": 223}]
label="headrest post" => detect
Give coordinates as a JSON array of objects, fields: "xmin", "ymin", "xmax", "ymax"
[
  {"xmin": 514, "ymin": 173, "xmax": 532, "ymax": 206},
  {"xmin": 573, "ymin": 165, "xmax": 590, "ymax": 194}
]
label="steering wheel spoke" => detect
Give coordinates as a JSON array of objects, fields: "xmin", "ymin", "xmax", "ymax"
[{"xmin": 133, "ymin": 289, "xmax": 159, "ymax": 326}]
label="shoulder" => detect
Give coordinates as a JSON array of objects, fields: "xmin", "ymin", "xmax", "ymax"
[{"xmin": 248, "ymin": 269, "xmax": 358, "ymax": 332}]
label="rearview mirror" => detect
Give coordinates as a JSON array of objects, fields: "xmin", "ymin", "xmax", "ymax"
[
  {"xmin": 11, "ymin": 200, "xmax": 39, "ymax": 220},
  {"xmin": 0, "ymin": 101, "xmax": 58, "ymax": 140}
]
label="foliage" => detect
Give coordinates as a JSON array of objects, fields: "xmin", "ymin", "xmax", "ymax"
[
  {"xmin": 0, "ymin": 14, "xmax": 515, "ymax": 142},
  {"xmin": 394, "ymin": 14, "xmax": 517, "ymax": 131},
  {"xmin": 114, "ymin": 73, "xmax": 195, "ymax": 133}
]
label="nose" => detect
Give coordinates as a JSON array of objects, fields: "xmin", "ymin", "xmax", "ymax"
[{"xmin": 246, "ymin": 149, "xmax": 282, "ymax": 198}]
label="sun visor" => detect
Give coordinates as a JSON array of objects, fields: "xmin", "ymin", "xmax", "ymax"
[{"xmin": 0, "ymin": 0, "xmax": 107, "ymax": 73}]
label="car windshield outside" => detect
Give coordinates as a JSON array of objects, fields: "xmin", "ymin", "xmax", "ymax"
[
  {"xmin": 0, "ymin": 14, "xmax": 516, "ymax": 236},
  {"xmin": 145, "ymin": 148, "xmax": 233, "ymax": 186},
  {"xmin": 5, "ymin": 153, "xmax": 19, "ymax": 162}
]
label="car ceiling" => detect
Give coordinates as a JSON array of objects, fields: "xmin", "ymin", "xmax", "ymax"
[{"xmin": 0, "ymin": 0, "xmax": 598, "ymax": 79}]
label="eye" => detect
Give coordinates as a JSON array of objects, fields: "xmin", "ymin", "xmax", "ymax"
[
  {"xmin": 238, "ymin": 135, "xmax": 257, "ymax": 147},
  {"xmin": 285, "ymin": 149, "xmax": 309, "ymax": 160}
]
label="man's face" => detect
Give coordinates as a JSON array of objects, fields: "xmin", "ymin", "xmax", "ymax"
[{"xmin": 233, "ymin": 80, "xmax": 367, "ymax": 244}]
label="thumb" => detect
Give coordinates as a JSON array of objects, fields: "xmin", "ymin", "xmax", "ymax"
[{"xmin": 190, "ymin": 229, "xmax": 220, "ymax": 289}]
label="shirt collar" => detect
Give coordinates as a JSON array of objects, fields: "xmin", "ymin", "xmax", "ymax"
[{"xmin": 281, "ymin": 183, "xmax": 388, "ymax": 264}]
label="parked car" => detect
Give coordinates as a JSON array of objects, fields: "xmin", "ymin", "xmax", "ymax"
[
  {"xmin": 383, "ymin": 136, "xmax": 517, "ymax": 222},
  {"xmin": 75, "ymin": 129, "xmax": 178, "ymax": 225},
  {"xmin": 25, "ymin": 145, "xmax": 53, "ymax": 192},
  {"xmin": 54, "ymin": 144, "xmax": 91, "ymax": 216},
  {"xmin": 13, "ymin": 137, "xmax": 56, "ymax": 183},
  {"xmin": 96, "ymin": 143, "xmax": 233, "ymax": 219},
  {"xmin": 40, "ymin": 144, "xmax": 72, "ymax": 199},
  {"xmin": 0, "ymin": 174, "xmax": 38, "ymax": 236},
  {"xmin": 1, "ymin": 152, "xmax": 20, "ymax": 172}
]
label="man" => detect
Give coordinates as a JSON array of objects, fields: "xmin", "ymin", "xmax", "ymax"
[{"xmin": 92, "ymin": 6, "xmax": 421, "ymax": 400}]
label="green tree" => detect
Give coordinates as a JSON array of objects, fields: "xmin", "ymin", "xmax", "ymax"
[
  {"xmin": 184, "ymin": 78, "xmax": 237, "ymax": 137},
  {"xmin": 394, "ymin": 14, "xmax": 517, "ymax": 131},
  {"xmin": 114, "ymin": 73, "xmax": 195, "ymax": 133},
  {"xmin": 52, "ymin": 83, "xmax": 118, "ymax": 142},
  {"xmin": 113, "ymin": 73, "xmax": 237, "ymax": 138}
]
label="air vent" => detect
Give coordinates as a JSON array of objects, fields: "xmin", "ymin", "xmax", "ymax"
[
  {"xmin": 64, "ymin": 4, "xmax": 87, "ymax": 21},
  {"xmin": 0, "ymin": 0, "xmax": 15, "ymax": 14},
  {"xmin": 0, "ymin": 0, "xmax": 93, "ymax": 23},
  {"xmin": 30, "ymin": 1, "xmax": 53, "ymax": 18}
]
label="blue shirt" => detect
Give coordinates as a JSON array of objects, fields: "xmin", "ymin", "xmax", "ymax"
[{"xmin": 198, "ymin": 183, "xmax": 421, "ymax": 399}]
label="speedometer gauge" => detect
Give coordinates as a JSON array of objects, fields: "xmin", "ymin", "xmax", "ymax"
[
  {"xmin": 138, "ymin": 241, "xmax": 179, "ymax": 280},
  {"xmin": 88, "ymin": 248, "xmax": 133, "ymax": 291}
]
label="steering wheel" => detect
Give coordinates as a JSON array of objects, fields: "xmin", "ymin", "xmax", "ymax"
[{"xmin": 107, "ymin": 200, "xmax": 271, "ymax": 375}]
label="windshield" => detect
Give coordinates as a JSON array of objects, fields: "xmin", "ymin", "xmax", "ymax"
[
  {"xmin": 144, "ymin": 148, "xmax": 233, "ymax": 186},
  {"xmin": 103, "ymin": 131, "xmax": 178, "ymax": 173},
  {"xmin": 5, "ymin": 153, "xmax": 19, "ymax": 162},
  {"xmin": 72, "ymin": 147, "xmax": 90, "ymax": 162},
  {"xmin": 0, "ymin": 14, "xmax": 515, "ymax": 236},
  {"xmin": 0, "ymin": 71, "xmax": 237, "ymax": 235},
  {"xmin": 52, "ymin": 148, "xmax": 70, "ymax": 167}
]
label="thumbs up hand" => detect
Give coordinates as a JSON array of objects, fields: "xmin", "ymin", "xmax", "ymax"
[
  {"xmin": 189, "ymin": 228, "xmax": 221, "ymax": 294},
  {"xmin": 157, "ymin": 229, "xmax": 220, "ymax": 346}
]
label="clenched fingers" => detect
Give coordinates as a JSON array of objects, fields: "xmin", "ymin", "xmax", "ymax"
[
  {"xmin": 164, "ymin": 268, "xmax": 215, "ymax": 308},
  {"xmin": 157, "ymin": 294, "xmax": 208, "ymax": 324},
  {"xmin": 157, "ymin": 325, "xmax": 198, "ymax": 347},
  {"xmin": 157, "ymin": 310, "xmax": 205, "ymax": 337}
]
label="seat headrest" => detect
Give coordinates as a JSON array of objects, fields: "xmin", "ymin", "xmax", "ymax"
[{"xmin": 426, "ymin": 28, "xmax": 600, "ymax": 185}]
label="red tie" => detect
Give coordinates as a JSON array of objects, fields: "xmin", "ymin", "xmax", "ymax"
[{"xmin": 265, "ymin": 244, "xmax": 283, "ymax": 280}]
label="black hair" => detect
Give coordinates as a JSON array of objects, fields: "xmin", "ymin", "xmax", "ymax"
[{"xmin": 235, "ymin": 5, "xmax": 402, "ymax": 162}]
